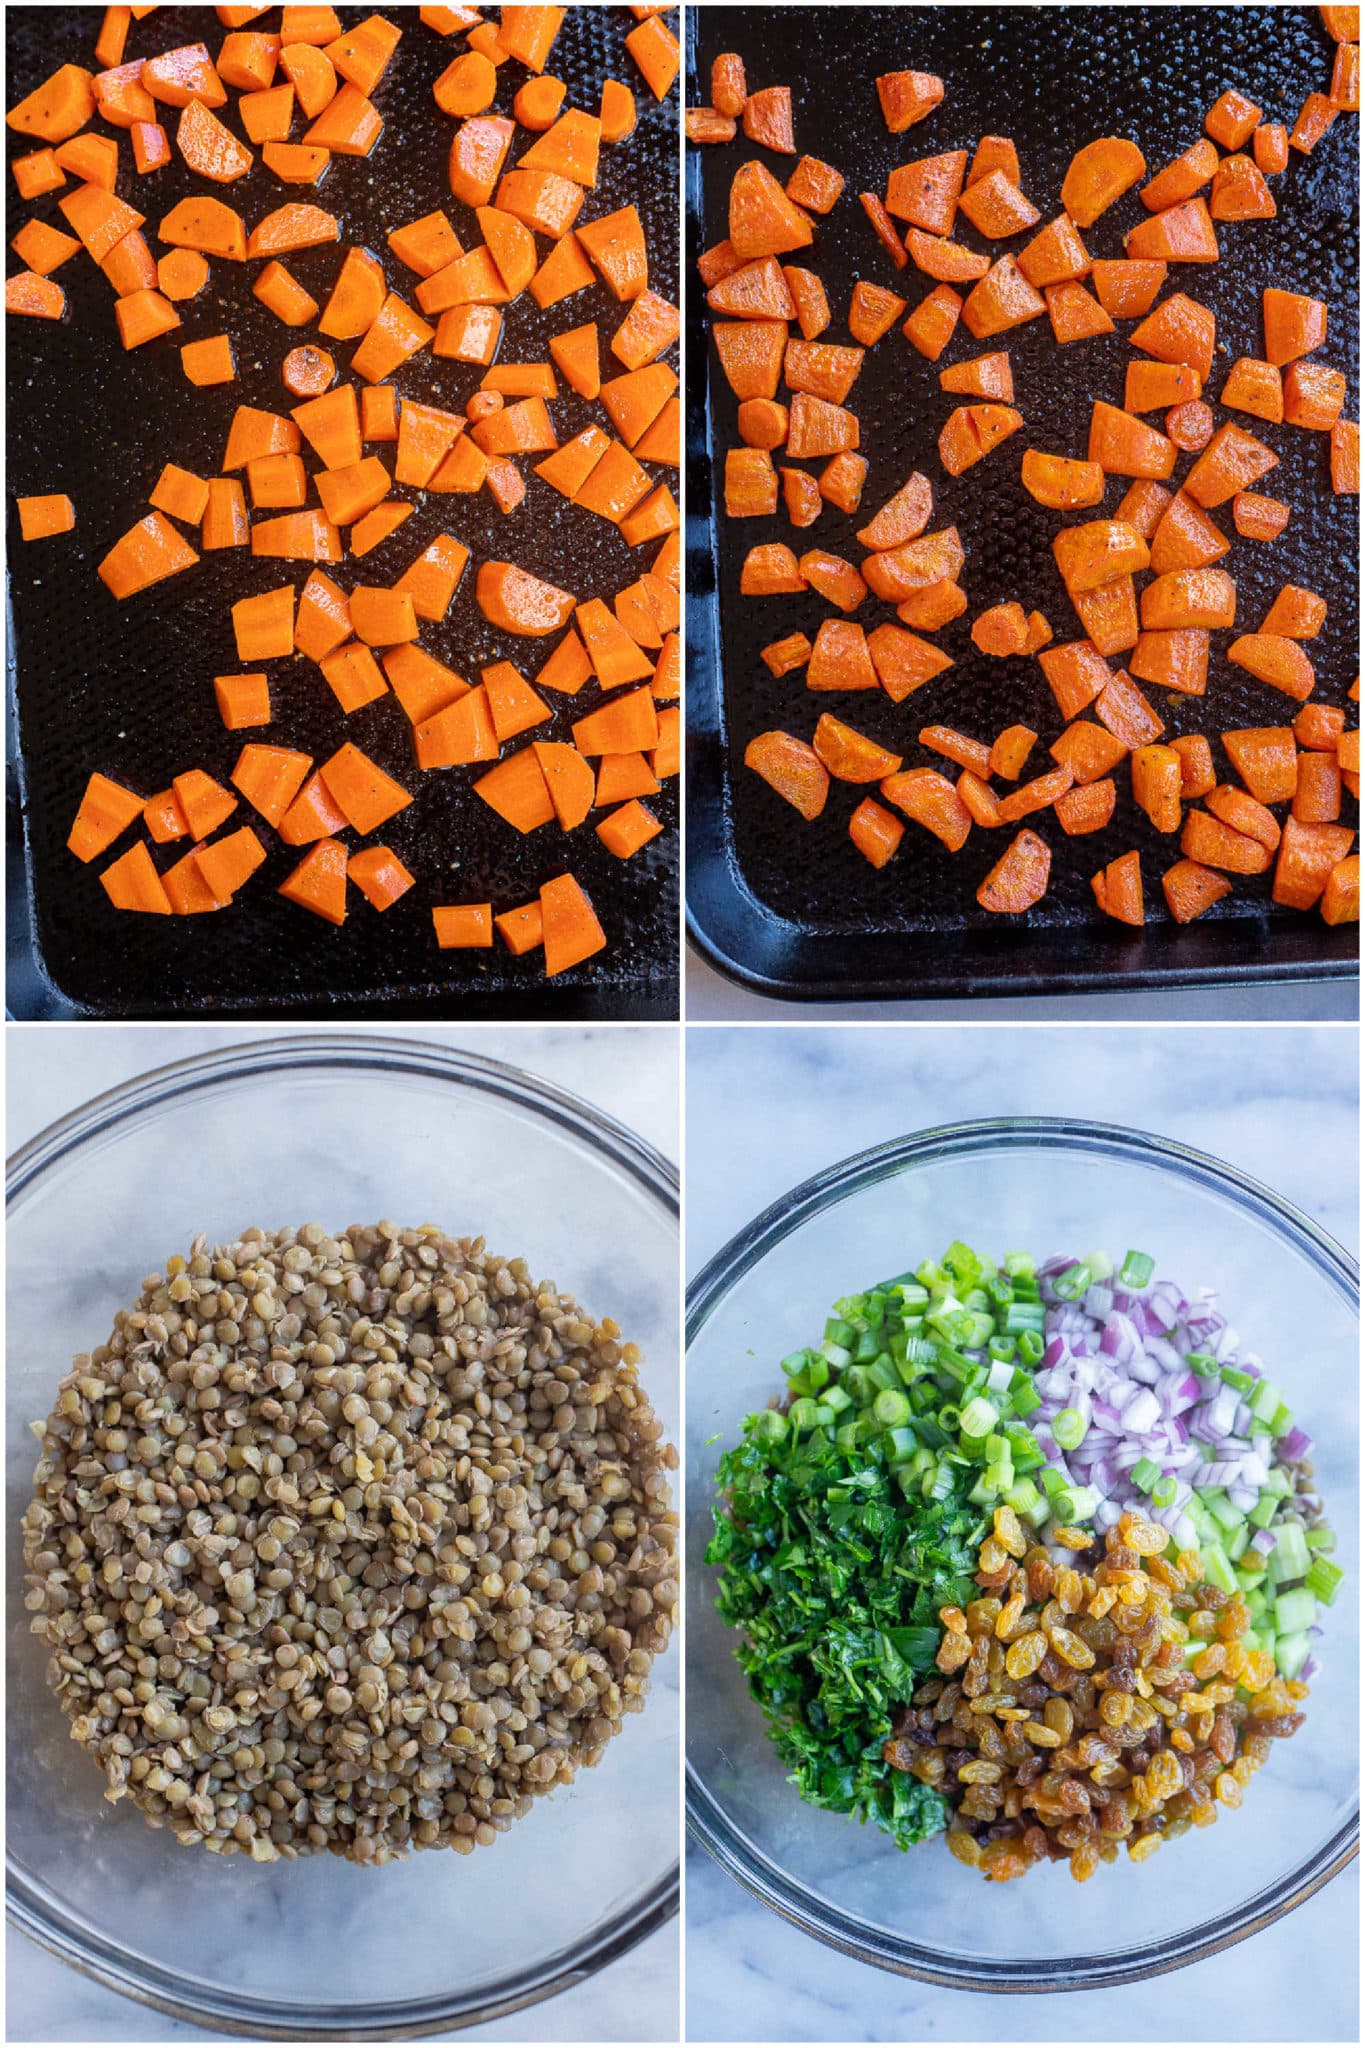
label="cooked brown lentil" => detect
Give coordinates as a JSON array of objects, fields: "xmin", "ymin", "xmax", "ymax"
[
  {"xmin": 22, "ymin": 1223, "xmax": 677, "ymax": 1864},
  {"xmin": 884, "ymin": 1507, "xmax": 1306, "ymax": 1883}
]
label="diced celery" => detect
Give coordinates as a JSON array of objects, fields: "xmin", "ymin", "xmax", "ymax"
[
  {"xmin": 1275, "ymin": 1628, "xmax": 1311, "ymax": 1680},
  {"xmin": 1200, "ymin": 1542, "xmax": 1238, "ymax": 1594},
  {"xmin": 1272, "ymin": 1523, "xmax": 1311, "ymax": 1579},
  {"xmin": 1205, "ymin": 1492, "xmax": 1246, "ymax": 1537},
  {"xmin": 1274, "ymin": 1587, "xmax": 1317, "ymax": 1634},
  {"xmin": 1306, "ymin": 1556, "xmax": 1343, "ymax": 1605},
  {"xmin": 1248, "ymin": 1490, "xmax": 1279, "ymax": 1530},
  {"xmin": 1247, "ymin": 1377, "xmax": 1282, "ymax": 1421},
  {"xmin": 1306, "ymin": 1526, "xmax": 1337, "ymax": 1553},
  {"xmin": 1225, "ymin": 1522, "xmax": 1251, "ymax": 1564}
]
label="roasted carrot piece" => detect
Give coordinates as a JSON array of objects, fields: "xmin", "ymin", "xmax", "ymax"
[
  {"xmin": 1227, "ymin": 634, "xmax": 1315, "ymax": 701},
  {"xmin": 1292, "ymin": 752, "xmax": 1342, "ymax": 824},
  {"xmin": 1130, "ymin": 743, "xmax": 1183, "ymax": 833},
  {"xmin": 8, "ymin": 63, "xmax": 97, "ymax": 143},
  {"xmin": 1090, "ymin": 260, "xmax": 1167, "ymax": 317},
  {"xmin": 938, "ymin": 402, "xmax": 1022, "ymax": 475},
  {"xmin": 1181, "ymin": 807, "xmax": 1272, "ymax": 875},
  {"xmin": 862, "ymin": 526, "xmax": 964, "ymax": 601},
  {"xmin": 956, "ymin": 772, "xmax": 1002, "ymax": 829},
  {"xmin": 12, "ymin": 148, "xmax": 66, "ymax": 199},
  {"xmin": 885, "ymin": 150, "xmax": 967, "ymax": 236},
  {"xmin": 971, "ymin": 602, "xmax": 1030, "ymax": 657},
  {"xmin": 1095, "ymin": 670, "xmax": 1164, "ymax": 750},
  {"xmin": 977, "ymin": 829, "xmax": 1052, "ymax": 913},
  {"xmin": 1161, "ymin": 856, "xmax": 1231, "ymax": 922},
  {"xmin": 880, "ymin": 768, "xmax": 972, "ymax": 851},
  {"xmin": 832, "ymin": 626, "xmax": 934, "ymax": 705},
  {"xmin": 744, "ymin": 730, "xmax": 830, "ymax": 820},
  {"xmin": 1016, "ymin": 214, "xmax": 1090, "ymax": 290},
  {"xmin": 1091, "ymin": 849, "xmax": 1144, "ymax": 926},
  {"xmin": 1273, "ymin": 815, "xmax": 1355, "ymax": 908},
  {"xmin": 876, "ymin": 68, "xmax": 944, "ymax": 132},
  {"xmin": 1283, "ymin": 362, "xmax": 1347, "ymax": 430},
  {"xmin": 1055, "ymin": 779, "xmax": 1117, "ymax": 836},
  {"xmin": 1295, "ymin": 703, "xmax": 1346, "ymax": 751},
  {"xmin": 1061, "ymin": 136, "xmax": 1146, "ymax": 226},
  {"xmin": 956, "ymin": 170, "xmax": 1040, "ymax": 240},
  {"xmin": 905, "ymin": 230, "xmax": 990, "ymax": 283},
  {"xmin": 1290, "ymin": 91, "xmax": 1338, "ymax": 152},
  {"xmin": 1330, "ymin": 419, "xmax": 1359, "ymax": 493},
  {"xmin": 859, "ymin": 191, "xmax": 909, "ymax": 270},
  {"xmin": 995, "ymin": 764, "xmax": 1075, "ymax": 825},
  {"xmin": 904, "ymin": 283, "xmax": 963, "ymax": 361},
  {"xmin": 849, "ymin": 797, "xmax": 905, "ymax": 868},
  {"xmin": 1021, "ymin": 451, "xmax": 1104, "ymax": 510},
  {"xmin": 961, "ymin": 255, "xmax": 1046, "ymax": 338},
  {"xmin": 1049, "ymin": 721, "xmax": 1128, "ymax": 784}
]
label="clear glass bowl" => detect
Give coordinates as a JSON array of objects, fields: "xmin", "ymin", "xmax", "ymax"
[
  {"xmin": 8, "ymin": 1034, "xmax": 679, "ymax": 2038},
  {"xmin": 686, "ymin": 1116, "xmax": 1358, "ymax": 1990}
]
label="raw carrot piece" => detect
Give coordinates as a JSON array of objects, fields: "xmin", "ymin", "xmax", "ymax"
[
  {"xmin": 1055, "ymin": 780, "xmax": 1117, "ymax": 836},
  {"xmin": 245, "ymin": 202, "xmax": 340, "ymax": 258},
  {"xmin": 177, "ymin": 98, "xmax": 253, "ymax": 181},
  {"xmin": 348, "ymin": 846, "xmax": 415, "ymax": 911},
  {"xmin": 10, "ymin": 220, "xmax": 81, "ymax": 275},
  {"xmin": 538, "ymin": 872, "xmax": 606, "ymax": 975},
  {"xmin": 596, "ymin": 800, "xmax": 662, "ymax": 859},
  {"xmin": 67, "ymin": 771, "xmax": 144, "ymax": 862},
  {"xmin": 314, "ymin": 457, "xmax": 390, "ymax": 524},
  {"xmin": 319, "ymin": 643, "xmax": 384, "ymax": 716},
  {"xmin": 472, "ymin": 746, "xmax": 555, "ymax": 831},
  {"xmin": 201, "ymin": 477, "xmax": 249, "ymax": 549},
  {"xmin": 263, "ymin": 141, "xmax": 331, "ymax": 184},
  {"xmin": 240, "ymin": 85, "xmax": 297, "ymax": 146},
  {"xmin": 159, "ymin": 247, "xmax": 211, "ymax": 301},
  {"xmin": 8, "ymin": 63, "xmax": 97, "ymax": 144},
  {"xmin": 100, "ymin": 841, "xmax": 173, "ymax": 914},
  {"xmin": 279, "ymin": 838, "xmax": 348, "ymax": 923},
  {"xmin": 13, "ymin": 147, "xmax": 66, "ymax": 198},
  {"xmin": 625, "ymin": 14, "xmax": 679, "ymax": 101},
  {"xmin": 144, "ymin": 791, "xmax": 189, "ymax": 846},
  {"xmin": 576, "ymin": 204, "xmax": 649, "ymax": 299},
  {"xmin": 231, "ymin": 742, "xmax": 312, "ymax": 827},
  {"xmin": 98, "ymin": 510, "xmax": 198, "ymax": 597},
  {"xmin": 17, "ymin": 494, "xmax": 76, "ymax": 540},
  {"xmin": 182, "ymin": 334, "xmax": 235, "ymax": 385},
  {"xmin": 319, "ymin": 742, "xmax": 411, "ymax": 833},
  {"xmin": 1091, "ymin": 849, "xmax": 1144, "ymax": 926},
  {"xmin": 977, "ymin": 829, "xmax": 1052, "ymax": 913},
  {"xmin": 382, "ymin": 644, "xmax": 469, "ymax": 725},
  {"xmin": 351, "ymin": 502, "xmax": 413, "ymax": 554},
  {"xmin": 744, "ymin": 731, "xmax": 829, "ymax": 818},
  {"xmin": 172, "ymin": 769, "xmax": 238, "ymax": 841},
  {"xmin": 215, "ymin": 672, "xmax": 271, "ymax": 729}
]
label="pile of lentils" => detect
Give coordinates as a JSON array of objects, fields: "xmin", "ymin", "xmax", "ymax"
[
  {"xmin": 22, "ymin": 1222, "xmax": 678, "ymax": 1864},
  {"xmin": 885, "ymin": 1506, "xmax": 1304, "ymax": 1882}
]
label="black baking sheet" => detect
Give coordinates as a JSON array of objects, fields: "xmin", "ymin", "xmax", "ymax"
[
  {"xmin": 685, "ymin": 5, "xmax": 1359, "ymax": 1003},
  {"xmin": 6, "ymin": 4, "xmax": 679, "ymax": 1020}
]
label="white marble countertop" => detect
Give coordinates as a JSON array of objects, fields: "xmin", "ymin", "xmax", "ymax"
[
  {"xmin": 685, "ymin": 1023, "xmax": 1358, "ymax": 2043},
  {"xmin": 7, "ymin": 1023, "xmax": 680, "ymax": 2046}
]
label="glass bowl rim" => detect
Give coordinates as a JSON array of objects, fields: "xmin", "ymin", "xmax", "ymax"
[
  {"xmin": 7, "ymin": 1030, "xmax": 680, "ymax": 2040},
  {"xmin": 685, "ymin": 1112, "xmax": 1359, "ymax": 1992}
]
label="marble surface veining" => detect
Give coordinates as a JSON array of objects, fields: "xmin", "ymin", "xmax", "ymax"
[
  {"xmin": 7, "ymin": 1023, "xmax": 681, "ymax": 2046},
  {"xmin": 684, "ymin": 1024, "xmax": 1358, "ymax": 2043}
]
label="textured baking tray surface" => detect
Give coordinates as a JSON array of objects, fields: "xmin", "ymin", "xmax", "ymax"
[
  {"xmin": 686, "ymin": 5, "xmax": 1358, "ymax": 1001},
  {"xmin": 7, "ymin": 4, "xmax": 678, "ymax": 1019}
]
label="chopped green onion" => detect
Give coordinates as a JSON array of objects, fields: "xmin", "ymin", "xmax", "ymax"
[
  {"xmin": 1010, "ymin": 1377, "xmax": 1041, "ymax": 1418},
  {"xmin": 987, "ymin": 1333, "xmax": 1017, "ymax": 1363},
  {"xmin": 959, "ymin": 1396, "xmax": 998, "ymax": 1440},
  {"xmin": 1150, "ymin": 1473, "xmax": 1178, "ymax": 1508},
  {"xmin": 873, "ymin": 1388, "xmax": 912, "ymax": 1430},
  {"xmin": 1219, "ymin": 1365, "xmax": 1254, "ymax": 1394},
  {"xmin": 1003, "ymin": 1251, "xmax": 1035, "ymax": 1279},
  {"xmin": 1004, "ymin": 1303, "xmax": 1046, "ymax": 1334},
  {"xmin": 788, "ymin": 1397, "xmax": 819, "ymax": 1433},
  {"xmin": 753, "ymin": 1408, "xmax": 787, "ymax": 1443},
  {"xmin": 1119, "ymin": 1249, "xmax": 1154, "ymax": 1287},
  {"xmin": 1051, "ymin": 1260, "xmax": 1092, "ymax": 1302},
  {"xmin": 1185, "ymin": 1351, "xmax": 1219, "ymax": 1379},
  {"xmin": 1131, "ymin": 1456, "xmax": 1161, "ymax": 1493},
  {"xmin": 1016, "ymin": 1329, "xmax": 1045, "ymax": 1366},
  {"xmin": 1052, "ymin": 1406, "xmax": 1085, "ymax": 1452}
]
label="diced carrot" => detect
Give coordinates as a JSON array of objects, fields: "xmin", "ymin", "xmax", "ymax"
[
  {"xmin": 1090, "ymin": 260, "xmax": 1167, "ymax": 318},
  {"xmin": 848, "ymin": 797, "xmax": 905, "ymax": 868},
  {"xmin": 16, "ymin": 493, "xmax": 76, "ymax": 540},
  {"xmin": 1223, "ymin": 727, "xmax": 1299, "ymax": 805},
  {"xmin": 1055, "ymin": 779, "xmax": 1117, "ymax": 836},
  {"xmin": 977, "ymin": 828, "xmax": 1052, "ymax": 913},
  {"xmin": 1272, "ymin": 815, "xmax": 1355, "ymax": 908},
  {"xmin": 880, "ymin": 768, "xmax": 972, "ymax": 851},
  {"xmin": 1227, "ymin": 634, "xmax": 1315, "ymax": 701},
  {"xmin": 1320, "ymin": 856, "xmax": 1360, "ymax": 925},
  {"xmin": 1020, "ymin": 451, "xmax": 1104, "ymax": 510},
  {"xmin": 1181, "ymin": 807, "xmax": 1272, "ymax": 875},
  {"xmin": 1061, "ymin": 136, "xmax": 1146, "ymax": 226},
  {"xmin": 1162, "ymin": 857, "xmax": 1231, "ymax": 922}
]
